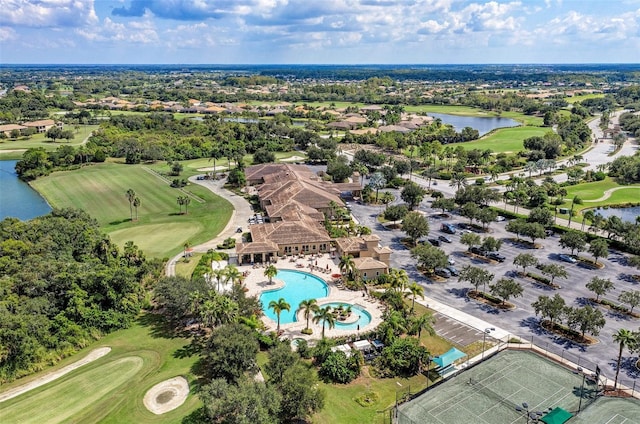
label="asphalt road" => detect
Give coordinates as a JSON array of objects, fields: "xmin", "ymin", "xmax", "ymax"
[{"xmin": 349, "ymin": 196, "xmax": 640, "ymax": 385}]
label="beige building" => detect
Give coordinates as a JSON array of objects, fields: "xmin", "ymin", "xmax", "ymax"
[
  {"xmin": 22, "ymin": 119, "xmax": 62, "ymax": 133},
  {"xmin": 0, "ymin": 124, "xmax": 27, "ymax": 137},
  {"xmin": 334, "ymin": 235, "xmax": 391, "ymax": 280}
]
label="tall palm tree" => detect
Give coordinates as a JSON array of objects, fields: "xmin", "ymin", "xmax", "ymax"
[
  {"xmin": 339, "ymin": 254, "xmax": 356, "ymax": 280},
  {"xmin": 613, "ymin": 329, "xmax": 638, "ymax": 390},
  {"xmin": 269, "ymin": 298, "xmax": 291, "ymax": 334},
  {"xmin": 264, "ymin": 264, "xmax": 277, "ymax": 284},
  {"xmin": 582, "ymin": 209, "xmax": 595, "ymax": 232},
  {"xmin": 409, "ymin": 312, "xmax": 436, "ymax": 339},
  {"xmin": 211, "ymin": 268, "xmax": 226, "ymax": 292},
  {"xmin": 133, "ymin": 197, "xmax": 140, "ymax": 221},
  {"xmin": 406, "ymin": 281, "xmax": 425, "ymax": 313},
  {"xmin": 224, "ymin": 265, "xmax": 243, "ymax": 286},
  {"xmin": 183, "ymin": 196, "xmax": 191, "ymax": 215},
  {"xmin": 297, "ymin": 299, "xmax": 319, "ymax": 331},
  {"xmin": 389, "ymin": 268, "xmax": 409, "ymax": 293},
  {"xmin": 567, "ymin": 195, "xmax": 583, "ymax": 228},
  {"xmin": 313, "ymin": 305, "xmax": 336, "ymax": 339},
  {"xmin": 126, "ymin": 188, "xmax": 136, "ymax": 221},
  {"xmin": 177, "ymin": 196, "xmax": 185, "ymax": 214}
]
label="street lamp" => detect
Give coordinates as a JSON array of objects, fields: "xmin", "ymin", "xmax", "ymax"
[{"xmin": 482, "ymin": 327, "xmax": 495, "ymax": 360}]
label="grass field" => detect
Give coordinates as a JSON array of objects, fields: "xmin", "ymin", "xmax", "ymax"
[
  {"xmin": 31, "ymin": 162, "xmax": 233, "ymax": 258},
  {"xmin": 0, "ymin": 125, "xmax": 99, "ymax": 159},
  {"xmin": 566, "ymin": 93, "xmax": 605, "ymax": 104},
  {"xmin": 458, "ymin": 126, "xmax": 550, "ymax": 153},
  {"xmin": 0, "ymin": 314, "xmax": 201, "ymax": 424},
  {"xmin": 561, "ymin": 179, "xmax": 640, "ymax": 211}
]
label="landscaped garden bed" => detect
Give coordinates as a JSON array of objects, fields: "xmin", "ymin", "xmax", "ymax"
[
  {"xmin": 523, "ymin": 271, "xmax": 561, "ymax": 289},
  {"xmin": 507, "ymin": 238, "xmax": 542, "ymax": 249},
  {"xmin": 576, "ymin": 257, "xmax": 605, "ymax": 269},
  {"xmin": 589, "ymin": 298, "xmax": 640, "ymax": 318},
  {"xmin": 540, "ymin": 320, "xmax": 598, "ymax": 345},
  {"xmin": 467, "ymin": 290, "xmax": 515, "ymax": 310}
]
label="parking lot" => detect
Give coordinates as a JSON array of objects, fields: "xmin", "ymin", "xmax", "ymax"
[{"xmin": 349, "ymin": 191, "xmax": 640, "ymax": 384}]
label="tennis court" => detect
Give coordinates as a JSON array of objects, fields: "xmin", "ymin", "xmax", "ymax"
[
  {"xmin": 398, "ymin": 350, "xmax": 597, "ymax": 424},
  {"xmin": 571, "ymin": 397, "xmax": 640, "ymax": 424}
]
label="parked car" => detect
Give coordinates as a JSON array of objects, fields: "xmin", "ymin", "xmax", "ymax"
[
  {"xmin": 446, "ymin": 265, "xmax": 460, "ymax": 276},
  {"xmin": 470, "ymin": 246, "xmax": 486, "ymax": 256},
  {"xmin": 236, "ymin": 227, "xmax": 243, "ymax": 233},
  {"xmin": 486, "ymin": 252, "xmax": 506, "ymax": 262},
  {"xmin": 496, "ymin": 215, "xmax": 506, "ymax": 222},
  {"xmin": 438, "ymin": 235, "xmax": 452, "ymax": 243},
  {"xmin": 447, "ymin": 256, "xmax": 455, "ymax": 265},
  {"xmin": 441, "ymin": 223, "xmax": 456, "ymax": 234},
  {"xmin": 428, "ymin": 238, "xmax": 441, "ymax": 247},
  {"xmin": 434, "ymin": 267, "xmax": 452, "ymax": 278},
  {"xmin": 558, "ymin": 254, "xmax": 577, "ymax": 264}
]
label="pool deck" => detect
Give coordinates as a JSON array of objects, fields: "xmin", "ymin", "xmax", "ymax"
[{"xmin": 234, "ymin": 253, "xmax": 384, "ymax": 340}]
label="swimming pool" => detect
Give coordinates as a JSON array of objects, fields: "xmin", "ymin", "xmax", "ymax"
[
  {"xmin": 320, "ymin": 302, "xmax": 372, "ymax": 331},
  {"xmin": 260, "ymin": 269, "xmax": 329, "ymax": 324}
]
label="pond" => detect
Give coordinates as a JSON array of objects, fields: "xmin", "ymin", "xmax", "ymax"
[
  {"xmin": 590, "ymin": 206, "xmax": 640, "ymax": 224},
  {"xmin": 0, "ymin": 160, "xmax": 52, "ymax": 221},
  {"xmin": 429, "ymin": 112, "xmax": 520, "ymax": 136}
]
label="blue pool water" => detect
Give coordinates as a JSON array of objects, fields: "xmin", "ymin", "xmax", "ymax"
[
  {"xmin": 260, "ymin": 269, "xmax": 329, "ymax": 324},
  {"xmin": 320, "ymin": 302, "xmax": 372, "ymax": 330}
]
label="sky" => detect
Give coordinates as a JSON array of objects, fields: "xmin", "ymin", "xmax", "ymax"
[{"xmin": 0, "ymin": 0, "xmax": 639, "ymax": 64}]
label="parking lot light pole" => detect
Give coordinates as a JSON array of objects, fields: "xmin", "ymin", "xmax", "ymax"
[{"xmin": 482, "ymin": 327, "xmax": 495, "ymax": 360}]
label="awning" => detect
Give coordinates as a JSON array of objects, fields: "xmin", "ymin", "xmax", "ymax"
[
  {"xmin": 540, "ymin": 407, "xmax": 573, "ymax": 424},
  {"xmin": 353, "ymin": 340, "xmax": 372, "ymax": 351},
  {"xmin": 331, "ymin": 344, "xmax": 352, "ymax": 357},
  {"xmin": 372, "ymin": 340, "xmax": 385, "ymax": 349},
  {"xmin": 432, "ymin": 347, "xmax": 466, "ymax": 368}
]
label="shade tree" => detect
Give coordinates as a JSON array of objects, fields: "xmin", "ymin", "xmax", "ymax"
[
  {"xmin": 489, "ymin": 278, "xmax": 524, "ymax": 305},
  {"xmin": 586, "ymin": 277, "xmax": 614, "ymax": 302}
]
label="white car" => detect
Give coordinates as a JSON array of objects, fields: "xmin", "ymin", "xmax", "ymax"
[
  {"xmin": 447, "ymin": 256, "xmax": 455, "ymax": 265},
  {"xmin": 496, "ymin": 215, "xmax": 506, "ymax": 222}
]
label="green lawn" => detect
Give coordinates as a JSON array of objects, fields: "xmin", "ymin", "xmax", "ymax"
[
  {"xmin": 0, "ymin": 125, "xmax": 99, "ymax": 159},
  {"xmin": 457, "ymin": 126, "xmax": 550, "ymax": 153},
  {"xmin": 0, "ymin": 314, "xmax": 201, "ymax": 424},
  {"xmin": 566, "ymin": 93, "xmax": 605, "ymax": 104},
  {"xmin": 31, "ymin": 162, "xmax": 233, "ymax": 258}
]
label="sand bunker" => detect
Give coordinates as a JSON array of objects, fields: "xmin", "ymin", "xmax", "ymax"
[
  {"xmin": 0, "ymin": 347, "xmax": 111, "ymax": 403},
  {"xmin": 143, "ymin": 376, "xmax": 189, "ymax": 415}
]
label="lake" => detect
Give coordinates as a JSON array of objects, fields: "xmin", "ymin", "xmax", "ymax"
[
  {"xmin": 591, "ymin": 206, "xmax": 640, "ymax": 224},
  {"xmin": 429, "ymin": 113, "xmax": 520, "ymax": 136},
  {"xmin": 0, "ymin": 160, "xmax": 52, "ymax": 221}
]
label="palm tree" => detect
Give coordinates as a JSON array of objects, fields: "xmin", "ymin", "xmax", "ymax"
[
  {"xmin": 126, "ymin": 188, "xmax": 136, "ymax": 221},
  {"xmin": 339, "ymin": 254, "xmax": 356, "ymax": 280},
  {"xmin": 269, "ymin": 298, "xmax": 291, "ymax": 334},
  {"xmin": 449, "ymin": 173, "xmax": 467, "ymax": 190},
  {"xmin": 177, "ymin": 196, "xmax": 185, "ymax": 214},
  {"xmin": 313, "ymin": 305, "xmax": 336, "ymax": 339},
  {"xmin": 264, "ymin": 264, "xmax": 277, "ymax": 284},
  {"xmin": 183, "ymin": 196, "xmax": 191, "ymax": 215},
  {"xmin": 224, "ymin": 265, "xmax": 243, "ymax": 286},
  {"xmin": 613, "ymin": 329, "xmax": 637, "ymax": 390},
  {"xmin": 297, "ymin": 299, "xmax": 319, "ymax": 331},
  {"xmin": 189, "ymin": 291, "xmax": 203, "ymax": 329},
  {"xmin": 567, "ymin": 195, "xmax": 583, "ymax": 228},
  {"xmin": 406, "ymin": 281, "xmax": 425, "ymax": 313},
  {"xmin": 409, "ymin": 312, "xmax": 436, "ymax": 338},
  {"xmin": 582, "ymin": 209, "xmax": 595, "ymax": 232},
  {"xmin": 389, "ymin": 268, "xmax": 409, "ymax": 293},
  {"xmin": 211, "ymin": 268, "xmax": 226, "ymax": 292},
  {"xmin": 133, "ymin": 197, "xmax": 140, "ymax": 221}
]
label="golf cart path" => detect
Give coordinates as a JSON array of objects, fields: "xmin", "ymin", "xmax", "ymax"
[
  {"xmin": 582, "ymin": 186, "xmax": 640, "ymax": 203},
  {"xmin": 0, "ymin": 347, "xmax": 111, "ymax": 403}
]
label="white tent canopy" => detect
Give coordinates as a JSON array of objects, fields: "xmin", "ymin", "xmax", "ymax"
[
  {"xmin": 353, "ymin": 340, "xmax": 372, "ymax": 351},
  {"xmin": 331, "ymin": 344, "xmax": 353, "ymax": 357}
]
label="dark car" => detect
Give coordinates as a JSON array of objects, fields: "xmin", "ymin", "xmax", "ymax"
[
  {"xmin": 236, "ymin": 227, "xmax": 243, "ymax": 233},
  {"xmin": 427, "ymin": 238, "xmax": 441, "ymax": 247},
  {"xmin": 438, "ymin": 235, "xmax": 452, "ymax": 243},
  {"xmin": 470, "ymin": 246, "xmax": 486, "ymax": 256},
  {"xmin": 487, "ymin": 252, "xmax": 506, "ymax": 262},
  {"xmin": 441, "ymin": 223, "xmax": 456, "ymax": 234},
  {"xmin": 434, "ymin": 267, "xmax": 452, "ymax": 278},
  {"xmin": 446, "ymin": 265, "xmax": 460, "ymax": 276}
]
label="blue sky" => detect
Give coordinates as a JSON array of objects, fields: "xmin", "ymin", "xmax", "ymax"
[{"xmin": 1, "ymin": 0, "xmax": 639, "ymax": 64}]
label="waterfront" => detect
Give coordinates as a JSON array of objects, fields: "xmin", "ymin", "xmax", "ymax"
[{"xmin": 0, "ymin": 160, "xmax": 52, "ymax": 221}]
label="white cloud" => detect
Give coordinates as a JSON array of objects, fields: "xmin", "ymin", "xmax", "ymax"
[
  {"xmin": 0, "ymin": 25, "xmax": 16, "ymax": 41},
  {"xmin": 0, "ymin": 0, "xmax": 98, "ymax": 28}
]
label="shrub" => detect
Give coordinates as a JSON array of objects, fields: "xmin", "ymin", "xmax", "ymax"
[{"xmin": 217, "ymin": 237, "xmax": 236, "ymax": 249}]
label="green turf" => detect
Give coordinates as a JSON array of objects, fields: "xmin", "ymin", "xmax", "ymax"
[
  {"xmin": 30, "ymin": 162, "xmax": 233, "ymax": 258},
  {"xmin": 458, "ymin": 126, "xmax": 550, "ymax": 153},
  {"xmin": 566, "ymin": 93, "xmax": 605, "ymax": 104},
  {"xmin": 0, "ymin": 125, "xmax": 99, "ymax": 154},
  {"xmin": 0, "ymin": 314, "xmax": 201, "ymax": 424}
]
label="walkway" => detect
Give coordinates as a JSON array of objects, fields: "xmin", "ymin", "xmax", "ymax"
[{"xmin": 165, "ymin": 176, "xmax": 254, "ymax": 277}]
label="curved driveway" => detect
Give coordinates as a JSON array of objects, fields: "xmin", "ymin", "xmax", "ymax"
[{"xmin": 165, "ymin": 176, "xmax": 253, "ymax": 277}]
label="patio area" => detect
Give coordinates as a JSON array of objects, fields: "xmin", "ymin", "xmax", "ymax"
[{"xmin": 235, "ymin": 252, "xmax": 384, "ymax": 340}]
